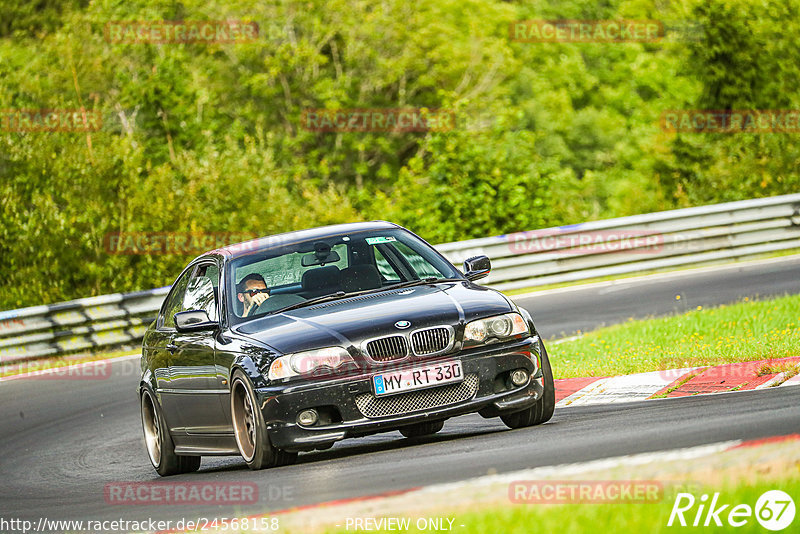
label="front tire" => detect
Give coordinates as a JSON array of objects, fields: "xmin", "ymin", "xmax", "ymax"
[
  {"xmin": 399, "ymin": 419, "xmax": 445, "ymax": 438},
  {"xmin": 500, "ymin": 342, "xmax": 555, "ymax": 429},
  {"xmin": 140, "ymin": 387, "xmax": 201, "ymax": 476},
  {"xmin": 231, "ymin": 372, "xmax": 297, "ymax": 470}
]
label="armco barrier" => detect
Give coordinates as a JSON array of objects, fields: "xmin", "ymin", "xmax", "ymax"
[
  {"xmin": 0, "ymin": 288, "xmax": 168, "ymax": 365},
  {"xmin": 437, "ymin": 193, "xmax": 800, "ymax": 291},
  {"xmin": 2, "ymin": 194, "xmax": 799, "ymax": 364}
]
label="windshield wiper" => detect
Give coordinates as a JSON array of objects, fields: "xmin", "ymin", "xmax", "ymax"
[
  {"xmin": 383, "ymin": 277, "xmax": 456, "ymax": 290},
  {"xmin": 345, "ymin": 277, "xmax": 463, "ymax": 298},
  {"xmin": 270, "ymin": 291, "xmax": 347, "ymax": 315}
]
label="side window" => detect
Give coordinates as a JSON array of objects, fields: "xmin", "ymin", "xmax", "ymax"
[
  {"xmin": 374, "ymin": 248, "xmax": 400, "ymax": 281},
  {"xmin": 392, "ymin": 242, "xmax": 444, "ymax": 278},
  {"xmin": 184, "ymin": 264, "xmax": 219, "ymax": 321},
  {"xmin": 161, "ymin": 271, "xmax": 192, "ymax": 329},
  {"xmin": 197, "ymin": 264, "xmax": 220, "ymax": 289}
]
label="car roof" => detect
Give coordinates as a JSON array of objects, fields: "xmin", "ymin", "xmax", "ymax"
[{"xmin": 211, "ymin": 220, "xmax": 400, "ymax": 260}]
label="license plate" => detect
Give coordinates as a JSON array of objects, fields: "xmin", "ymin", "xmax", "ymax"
[{"xmin": 372, "ymin": 361, "xmax": 463, "ymax": 396}]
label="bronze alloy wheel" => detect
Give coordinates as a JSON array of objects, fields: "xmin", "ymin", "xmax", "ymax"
[
  {"xmin": 230, "ymin": 372, "xmax": 298, "ymax": 470},
  {"xmin": 140, "ymin": 389, "xmax": 162, "ymax": 467},
  {"xmin": 140, "ymin": 386, "xmax": 201, "ymax": 476},
  {"xmin": 231, "ymin": 378, "xmax": 257, "ymax": 462}
]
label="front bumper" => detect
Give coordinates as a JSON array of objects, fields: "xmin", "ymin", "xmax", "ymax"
[{"xmin": 255, "ymin": 337, "xmax": 544, "ymax": 451}]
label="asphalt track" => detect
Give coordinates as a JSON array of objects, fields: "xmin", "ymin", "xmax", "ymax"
[
  {"xmin": 517, "ymin": 256, "xmax": 800, "ymax": 339},
  {"xmin": 1, "ymin": 256, "xmax": 799, "ymax": 528}
]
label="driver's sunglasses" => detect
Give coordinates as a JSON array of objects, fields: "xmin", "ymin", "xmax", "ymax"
[{"xmin": 243, "ymin": 288, "xmax": 269, "ymax": 296}]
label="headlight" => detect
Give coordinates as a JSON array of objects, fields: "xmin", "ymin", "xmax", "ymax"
[
  {"xmin": 268, "ymin": 347, "xmax": 354, "ymax": 380},
  {"xmin": 464, "ymin": 313, "xmax": 528, "ymax": 344}
]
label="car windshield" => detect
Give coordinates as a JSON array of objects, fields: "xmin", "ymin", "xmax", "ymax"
[{"xmin": 227, "ymin": 227, "xmax": 462, "ymax": 324}]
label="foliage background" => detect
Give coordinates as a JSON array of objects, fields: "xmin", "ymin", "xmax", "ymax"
[{"xmin": 1, "ymin": 0, "xmax": 799, "ymax": 309}]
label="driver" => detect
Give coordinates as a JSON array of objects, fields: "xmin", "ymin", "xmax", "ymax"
[{"xmin": 237, "ymin": 273, "xmax": 270, "ymax": 317}]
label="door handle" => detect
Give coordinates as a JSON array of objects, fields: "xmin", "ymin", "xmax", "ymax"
[{"xmin": 167, "ymin": 343, "xmax": 178, "ymax": 354}]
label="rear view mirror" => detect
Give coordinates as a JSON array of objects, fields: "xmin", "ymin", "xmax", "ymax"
[
  {"xmin": 463, "ymin": 255, "xmax": 491, "ymax": 281},
  {"xmin": 301, "ymin": 249, "xmax": 341, "ymax": 266},
  {"xmin": 175, "ymin": 310, "xmax": 217, "ymax": 333}
]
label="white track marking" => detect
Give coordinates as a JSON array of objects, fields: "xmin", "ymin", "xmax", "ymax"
[
  {"xmin": 758, "ymin": 361, "xmax": 800, "ymax": 388},
  {"xmin": 756, "ymin": 374, "xmax": 786, "ymax": 389},
  {"xmin": 557, "ymin": 368, "xmax": 703, "ymax": 407},
  {"xmin": 0, "ymin": 353, "xmax": 139, "ymax": 383},
  {"xmin": 778, "ymin": 373, "xmax": 800, "ymax": 387},
  {"xmin": 555, "ymin": 378, "xmax": 607, "ymax": 407},
  {"xmin": 550, "ymin": 334, "xmax": 582, "ymax": 345},
  {"xmin": 418, "ymin": 441, "xmax": 741, "ymax": 496}
]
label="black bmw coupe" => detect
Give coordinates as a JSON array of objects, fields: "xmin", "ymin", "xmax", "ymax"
[{"xmin": 139, "ymin": 221, "xmax": 554, "ymax": 475}]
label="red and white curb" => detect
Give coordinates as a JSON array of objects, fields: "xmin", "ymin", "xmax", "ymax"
[
  {"xmin": 555, "ymin": 357, "xmax": 800, "ymax": 407},
  {"xmin": 780, "ymin": 373, "xmax": 800, "ymax": 387},
  {"xmin": 161, "ymin": 434, "xmax": 800, "ymax": 534},
  {"xmin": 408, "ymin": 435, "xmax": 800, "ymax": 501},
  {"xmin": 556, "ymin": 368, "xmax": 703, "ymax": 406}
]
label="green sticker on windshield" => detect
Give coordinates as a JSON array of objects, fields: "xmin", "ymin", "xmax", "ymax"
[{"xmin": 366, "ymin": 236, "xmax": 396, "ymax": 245}]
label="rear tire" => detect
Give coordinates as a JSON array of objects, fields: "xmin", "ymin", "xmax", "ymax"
[
  {"xmin": 140, "ymin": 387, "xmax": 201, "ymax": 476},
  {"xmin": 178, "ymin": 455, "xmax": 201, "ymax": 472},
  {"xmin": 231, "ymin": 372, "xmax": 297, "ymax": 470},
  {"xmin": 500, "ymin": 342, "xmax": 555, "ymax": 429},
  {"xmin": 399, "ymin": 419, "xmax": 445, "ymax": 438}
]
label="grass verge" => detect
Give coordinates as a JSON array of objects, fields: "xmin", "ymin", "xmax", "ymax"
[
  {"xmin": 548, "ymin": 293, "xmax": 800, "ymax": 378},
  {"xmin": 317, "ymin": 440, "xmax": 800, "ymax": 534},
  {"xmin": 410, "ymin": 476, "xmax": 800, "ymax": 534}
]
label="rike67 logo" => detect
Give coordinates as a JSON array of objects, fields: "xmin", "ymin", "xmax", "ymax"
[{"xmin": 668, "ymin": 490, "xmax": 795, "ymax": 530}]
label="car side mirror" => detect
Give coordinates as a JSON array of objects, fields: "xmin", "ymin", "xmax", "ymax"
[
  {"xmin": 175, "ymin": 310, "xmax": 217, "ymax": 333},
  {"xmin": 463, "ymin": 255, "xmax": 491, "ymax": 281}
]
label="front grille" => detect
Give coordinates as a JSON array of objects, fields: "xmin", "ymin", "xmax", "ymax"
[
  {"xmin": 411, "ymin": 327, "xmax": 451, "ymax": 355},
  {"xmin": 365, "ymin": 335, "xmax": 409, "ymax": 362},
  {"xmin": 354, "ymin": 374, "xmax": 479, "ymax": 418}
]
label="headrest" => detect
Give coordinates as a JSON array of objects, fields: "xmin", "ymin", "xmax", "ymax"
[{"xmin": 301, "ymin": 265, "xmax": 342, "ymax": 292}]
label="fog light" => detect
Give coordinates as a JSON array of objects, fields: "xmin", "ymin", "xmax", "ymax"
[
  {"xmin": 510, "ymin": 369, "xmax": 529, "ymax": 386},
  {"xmin": 297, "ymin": 409, "xmax": 319, "ymax": 426}
]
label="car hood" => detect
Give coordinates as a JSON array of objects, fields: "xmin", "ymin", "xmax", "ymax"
[{"xmin": 234, "ymin": 282, "xmax": 513, "ymax": 355}]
